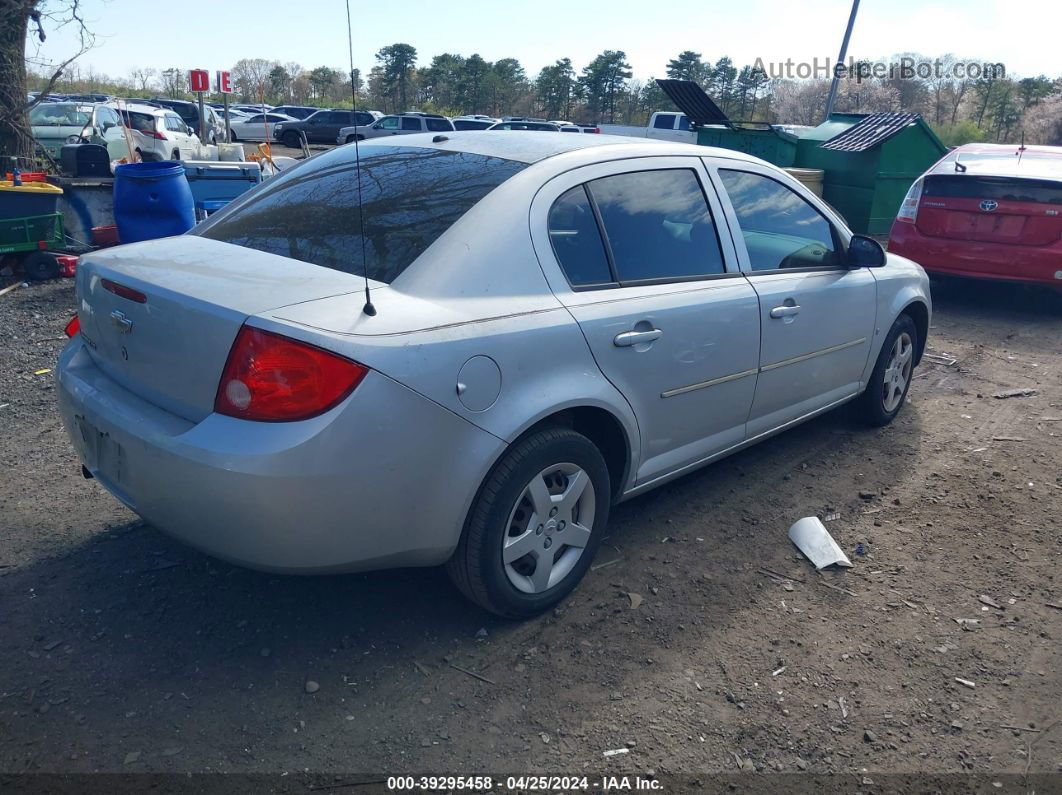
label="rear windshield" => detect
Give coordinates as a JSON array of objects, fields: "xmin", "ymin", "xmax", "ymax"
[
  {"xmin": 924, "ymin": 175, "xmax": 1062, "ymax": 205},
  {"xmin": 196, "ymin": 145, "xmax": 526, "ymax": 283}
]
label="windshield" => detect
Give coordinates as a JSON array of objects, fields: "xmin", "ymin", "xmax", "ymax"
[
  {"xmin": 196, "ymin": 145, "xmax": 526, "ymax": 284},
  {"xmin": 30, "ymin": 104, "xmax": 90, "ymax": 126}
]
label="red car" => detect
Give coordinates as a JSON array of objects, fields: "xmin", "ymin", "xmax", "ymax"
[{"xmin": 888, "ymin": 143, "xmax": 1062, "ymax": 289}]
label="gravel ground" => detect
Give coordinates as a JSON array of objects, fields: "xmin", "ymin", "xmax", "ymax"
[{"xmin": 0, "ymin": 275, "xmax": 1060, "ymax": 786}]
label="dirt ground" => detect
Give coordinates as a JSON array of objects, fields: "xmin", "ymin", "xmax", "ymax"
[{"xmin": 1, "ymin": 275, "xmax": 1060, "ymax": 786}]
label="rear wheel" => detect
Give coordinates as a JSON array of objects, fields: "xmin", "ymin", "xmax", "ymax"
[
  {"xmin": 170, "ymin": 150, "xmax": 180, "ymax": 160},
  {"xmin": 447, "ymin": 428, "xmax": 610, "ymax": 618},
  {"xmin": 22, "ymin": 251, "xmax": 60, "ymax": 281},
  {"xmin": 854, "ymin": 314, "xmax": 918, "ymax": 426}
]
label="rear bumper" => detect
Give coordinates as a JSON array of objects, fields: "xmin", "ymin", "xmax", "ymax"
[
  {"xmin": 888, "ymin": 221, "xmax": 1062, "ymax": 286},
  {"xmin": 57, "ymin": 339, "xmax": 504, "ymax": 573}
]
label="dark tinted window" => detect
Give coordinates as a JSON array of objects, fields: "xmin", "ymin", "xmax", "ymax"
[
  {"xmin": 425, "ymin": 117, "xmax": 452, "ymax": 132},
  {"xmin": 453, "ymin": 119, "xmax": 490, "ymax": 130},
  {"xmin": 924, "ymin": 174, "xmax": 1062, "ymax": 205},
  {"xmin": 652, "ymin": 114, "xmax": 674, "ymax": 129},
  {"xmin": 401, "ymin": 117, "xmax": 421, "ymax": 131},
  {"xmin": 196, "ymin": 146, "xmax": 526, "ymax": 284},
  {"xmin": 548, "ymin": 186, "xmax": 612, "ymax": 286},
  {"xmin": 719, "ymin": 169, "xmax": 840, "ymax": 270},
  {"xmin": 677, "ymin": 115, "xmax": 690, "ymax": 131},
  {"xmin": 588, "ymin": 169, "xmax": 725, "ymax": 282}
]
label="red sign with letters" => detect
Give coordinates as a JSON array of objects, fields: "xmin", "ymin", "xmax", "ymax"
[
  {"xmin": 216, "ymin": 71, "xmax": 232, "ymax": 94},
  {"xmin": 188, "ymin": 69, "xmax": 210, "ymax": 93}
]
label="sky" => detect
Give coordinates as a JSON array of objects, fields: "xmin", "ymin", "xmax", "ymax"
[{"xmin": 29, "ymin": 0, "xmax": 1062, "ymax": 84}]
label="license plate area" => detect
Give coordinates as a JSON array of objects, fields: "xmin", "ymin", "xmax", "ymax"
[{"xmin": 75, "ymin": 414, "xmax": 125, "ymax": 484}]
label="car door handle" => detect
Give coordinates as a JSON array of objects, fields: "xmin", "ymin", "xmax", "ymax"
[
  {"xmin": 770, "ymin": 305, "xmax": 801, "ymax": 318},
  {"xmin": 614, "ymin": 329, "xmax": 663, "ymax": 347}
]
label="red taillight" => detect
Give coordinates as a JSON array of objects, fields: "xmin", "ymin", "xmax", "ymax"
[
  {"xmin": 145, "ymin": 130, "xmax": 167, "ymax": 140},
  {"xmin": 214, "ymin": 326, "xmax": 368, "ymax": 422},
  {"xmin": 102, "ymin": 278, "xmax": 147, "ymax": 303},
  {"xmin": 896, "ymin": 178, "xmax": 923, "ymax": 224},
  {"xmin": 64, "ymin": 314, "xmax": 80, "ymax": 338}
]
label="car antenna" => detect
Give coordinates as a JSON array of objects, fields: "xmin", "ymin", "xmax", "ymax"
[{"xmin": 346, "ymin": 0, "xmax": 376, "ymax": 317}]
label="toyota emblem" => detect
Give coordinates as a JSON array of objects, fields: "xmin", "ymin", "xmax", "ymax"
[{"xmin": 980, "ymin": 199, "xmax": 999, "ymax": 212}]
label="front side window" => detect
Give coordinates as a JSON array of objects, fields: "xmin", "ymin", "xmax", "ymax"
[
  {"xmin": 378, "ymin": 117, "xmax": 400, "ymax": 130},
  {"xmin": 588, "ymin": 169, "xmax": 726, "ymax": 282},
  {"xmin": 196, "ymin": 146, "xmax": 526, "ymax": 284},
  {"xmin": 548, "ymin": 186, "xmax": 612, "ymax": 286},
  {"xmin": 164, "ymin": 114, "xmax": 183, "ymax": 132},
  {"xmin": 677, "ymin": 115, "xmax": 690, "ymax": 131},
  {"xmin": 718, "ymin": 169, "xmax": 840, "ymax": 271}
]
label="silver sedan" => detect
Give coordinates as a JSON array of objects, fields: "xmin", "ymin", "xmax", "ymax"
[{"xmin": 57, "ymin": 133, "xmax": 931, "ymax": 617}]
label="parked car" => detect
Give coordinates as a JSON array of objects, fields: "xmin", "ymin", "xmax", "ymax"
[
  {"xmin": 453, "ymin": 116, "xmax": 500, "ymax": 131},
  {"xmin": 111, "ymin": 102, "xmax": 200, "ymax": 161},
  {"xmin": 599, "ymin": 111, "xmax": 696, "ymax": 144},
  {"xmin": 888, "ymin": 143, "xmax": 1062, "ymax": 290},
  {"xmin": 228, "ymin": 112, "xmax": 296, "ymax": 143},
  {"xmin": 488, "ymin": 120, "xmax": 560, "ymax": 131},
  {"xmin": 276, "ymin": 110, "xmax": 381, "ymax": 147},
  {"xmin": 270, "ymin": 105, "xmax": 322, "ymax": 120},
  {"xmin": 58, "ymin": 135, "xmax": 930, "ymax": 618},
  {"xmin": 232, "ymin": 104, "xmax": 273, "ymax": 114},
  {"xmin": 550, "ymin": 121, "xmax": 601, "ymax": 134},
  {"xmin": 344, "ymin": 113, "xmax": 454, "ymax": 143},
  {"xmin": 148, "ymin": 98, "xmax": 225, "ymax": 145},
  {"xmin": 29, "ymin": 102, "xmax": 128, "ymax": 162}
]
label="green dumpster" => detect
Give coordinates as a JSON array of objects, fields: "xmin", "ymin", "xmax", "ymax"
[
  {"xmin": 796, "ymin": 112, "xmax": 948, "ymax": 235},
  {"xmin": 697, "ymin": 122, "xmax": 802, "ymax": 168}
]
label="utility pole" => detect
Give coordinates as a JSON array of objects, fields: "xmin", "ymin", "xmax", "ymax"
[{"xmin": 824, "ymin": 0, "xmax": 860, "ymax": 121}]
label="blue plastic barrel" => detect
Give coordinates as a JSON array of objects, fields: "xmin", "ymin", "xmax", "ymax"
[{"xmin": 113, "ymin": 162, "xmax": 195, "ymax": 243}]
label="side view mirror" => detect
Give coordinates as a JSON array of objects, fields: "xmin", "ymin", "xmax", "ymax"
[{"xmin": 847, "ymin": 234, "xmax": 886, "ymax": 268}]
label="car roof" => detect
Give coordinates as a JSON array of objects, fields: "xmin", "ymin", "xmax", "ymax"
[
  {"xmin": 934, "ymin": 143, "xmax": 1062, "ymax": 180},
  {"xmin": 110, "ymin": 102, "xmax": 166, "ymax": 115},
  {"xmin": 356, "ymin": 130, "xmax": 761, "ymax": 166}
]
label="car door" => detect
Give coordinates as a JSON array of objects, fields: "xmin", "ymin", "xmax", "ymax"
[
  {"xmin": 531, "ymin": 157, "xmax": 762, "ymax": 488},
  {"xmin": 371, "ymin": 116, "xmax": 402, "ymax": 138},
  {"xmin": 708, "ymin": 161, "xmax": 878, "ymax": 437},
  {"xmin": 95, "ymin": 106, "xmax": 129, "ymax": 162}
]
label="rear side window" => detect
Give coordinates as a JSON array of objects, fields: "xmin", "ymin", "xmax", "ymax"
[
  {"xmin": 718, "ymin": 169, "xmax": 840, "ymax": 271},
  {"xmin": 653, "ymin": 114, "xmax": 673, "ymax": 129},
  {"xmin": 548, "ymin": 186, "xmax": 612, "ymax": 286},
  {"xmin": 401, "ymin": 117, "xmax": 421, "ymax": 131},
  {"xmin": 425, "ymin": 117, "xmax": 452, "ymax": 132},
  {"xmin": 588, "ymin": 169, "xmax": 725, "ymax": 282},
  {"xmin": 196, "ymin": 146, "xmax": 526, "ymax": 284}
]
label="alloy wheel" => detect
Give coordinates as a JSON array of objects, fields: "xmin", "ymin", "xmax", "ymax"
[{"xmin": 882, "ymin": 331, "xmax": 913, "ymax": 412}]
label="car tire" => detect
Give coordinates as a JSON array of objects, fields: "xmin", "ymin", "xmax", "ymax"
[
  {"xmin": 447, "ymin": 427, "xmax": 610, "ymax": 618},
  {"xmin": 228, "ymin": 131, "xmax": 239, "ymax": 143},
  {"xmin": 854, "ymin": 313, "xmax": 918, "ymax": 427},
  {"xmin": 171, "ymin": 150, "xmax": 180, "ymax": 161},
  {"xmin": 22, "ymin": 251, "xmax": 60, "ymax": 281},
  {"xmin": 346, "ymin": 134, "xmax": 364, "ymax": 144},
  {"xmin": 282, "ymin": 130, "xmax": 302, "ymax": 148}
]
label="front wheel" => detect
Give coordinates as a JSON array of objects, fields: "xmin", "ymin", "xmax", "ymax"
[
  {"xmin": 447, "ymin": 428, "xmax": 610, "ymax": 618},
  {"xmin": 854, "ymin": 314, "xmax": 918, "ymax": 426},
  {"xmin": 346, "ymin": 133, "xmax": 364, "ymax": 144},
  {"xmin": 282, "ymin": 130, "xmax": 302, "ymax": 148}
]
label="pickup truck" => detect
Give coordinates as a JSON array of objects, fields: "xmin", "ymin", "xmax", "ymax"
[{"xmin": 598, "ymin": 111, "xmax": 696, "ymax": 143}]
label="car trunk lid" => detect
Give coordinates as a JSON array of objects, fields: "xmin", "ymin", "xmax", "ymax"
[
  {"xmin": 75, "ymin": 236, "xmax": 364, "ymax": 422},
  {"xmin": 916, "ymin": 174, "xmax": 1062, "ymax": 246}
]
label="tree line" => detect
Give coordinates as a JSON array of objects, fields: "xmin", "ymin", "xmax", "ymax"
[{"xmin": 27, "ymin": 46, "xmax": 1062, "ymax": 145}]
